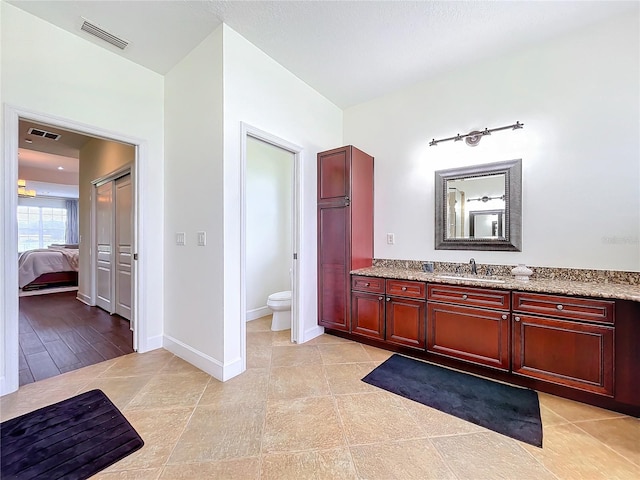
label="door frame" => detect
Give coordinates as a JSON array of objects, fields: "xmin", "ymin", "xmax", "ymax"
[
  {"xmin": 1, "ymin": 105, "xmax": 146, "ymax": 395},
  {"xmin": 240, "ymin": 123, "xmax": 303, "ymax": 361}
]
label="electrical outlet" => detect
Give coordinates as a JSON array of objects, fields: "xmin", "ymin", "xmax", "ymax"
[
  {"xmin": 176, "ymin": 232, "xmax": 186, "ymax": 246},
  {"xmin": 386, "ymin": 233, "xmax": 395, "ymax": 245}
]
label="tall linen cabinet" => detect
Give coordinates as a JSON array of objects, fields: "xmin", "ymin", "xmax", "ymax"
[{"xmin": 317, "ymin": 146, "xmax": 374, "ymax": 331}]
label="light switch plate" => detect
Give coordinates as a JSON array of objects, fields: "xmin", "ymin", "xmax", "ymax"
[
  {"xmin": 176, "ymin": 232, "xmax": 186, "ymax": 246},
  {"xmin": 197, "ymin": 231, "xmax": 206, "ymax": 246},
  {"xmin": 386, "ymin": 233, "xmax": 395, "ymax": 245}
]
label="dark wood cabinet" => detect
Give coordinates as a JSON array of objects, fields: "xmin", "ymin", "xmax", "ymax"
[
  {"xmin": 427, "ymin": 285, "xmax": 510, "ymax": 371},
  {"xmin": 351, "ymin": 276, "xmax": 426, "ymax": 350},
  {"xmin": 317, "ymin": 147, "xmax": 373, "ymax": 331},
  {"xmin": 512, "ymin": 292, "xmax": 615, "ymax": 397}
]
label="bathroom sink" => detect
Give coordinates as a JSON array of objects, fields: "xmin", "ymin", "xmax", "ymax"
[{"xmin": 436, "ymin": 274, "xmax": 506, "ymax": 284}]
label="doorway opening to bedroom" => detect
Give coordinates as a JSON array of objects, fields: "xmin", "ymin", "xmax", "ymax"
[
  {"xmin": 15, "ymin": 119, "xmax": 136, "ymax": 386},
  {"xmin": 241, "ymin": 124, "xmax": 302, "ymax": 370}
]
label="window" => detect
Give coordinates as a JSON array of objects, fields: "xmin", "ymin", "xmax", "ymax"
[{"xmin": 17, "ymin": 206, "xmax": 67, "ymax": 252}]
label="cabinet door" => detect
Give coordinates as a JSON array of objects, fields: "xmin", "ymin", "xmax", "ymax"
[
  {"xmin": 317, "ymin": 204, "xmax": 349, "ymax": 331},
  {"xmin": 513, "ymin": 314, "xmax": 614, "ymax": 396},
  {"xmin": 427, "ymin": 303, "xmax": 510, "ymax": 370},
  {"xmin": 318, "ymin": 148, "xmax": 350, "ymax": 202},
  {"xmin": 386, "ymin": 297, "xmax": 426, "ymax": 350},
  {"xmin": 351, "ymin": 291, "xmax": 385, "ymax": 340}
]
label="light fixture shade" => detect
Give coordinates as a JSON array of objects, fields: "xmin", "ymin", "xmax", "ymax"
[
  {"xmin": 17, "ymin": 179, "xmax": 36, "ymax": 198},
  {"xmin": 17, "ymin": 179, "xmax": 26, "ymax": 188}
]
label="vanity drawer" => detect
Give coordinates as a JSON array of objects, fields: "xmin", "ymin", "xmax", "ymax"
[
  {"xmin": 512, "ymin": 292, "xmax": 614, "ymax": 324},
  {"xmin": 427, "ymin": 284, "xmax": 510, "ymax": 310},
  {"xmin": 351, "ymin": 275, "xmax": 385, "ymax": 294},
  {"xmin": 386, "ymin": 279, "xmax": 426, "ymax": 299}
]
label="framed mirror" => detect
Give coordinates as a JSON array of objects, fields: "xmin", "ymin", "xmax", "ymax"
[{"xmin": 435, "ymin": 159, "xmax": 522, "ymax": 251}]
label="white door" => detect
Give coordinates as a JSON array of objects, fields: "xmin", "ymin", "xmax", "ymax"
[
  {"xmin": 114, "ymin": 174, "xmax": 132, "ymax": 320},
  {"xmin": 95, "ymin": 182, "xmax": 113, "ymax": 312}
]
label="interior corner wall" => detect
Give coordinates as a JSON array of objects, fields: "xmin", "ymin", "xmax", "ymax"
[
  {"xmin": 344, "ymin": 12, "xmax": 640, "ymax": 272},
  {"xmin": 163, "ymin": 26, "xmax": 225, "ymax": 376},
  {"xmin": 1, "ymin": 2, "xmax": 165, "ymax": 372},
  {"xmin": 78, "ymin": 139, "xmax": 135, "ymax": 300},
  {"xmin": 223, "ymin": 24, "xmax": 343, "ymax": 365}
]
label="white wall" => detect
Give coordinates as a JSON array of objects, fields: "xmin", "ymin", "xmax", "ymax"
[
  {"xmin": 1, "ymin": 2, "xmax": 165, "ymax": 394},
  {"xmin": 246, "ymin": 136, "xmax": 293, "ymax": 318},
  {"xmin": 163, "ymin": 27, "xmax": 225, "ymax": 375},
  {"xmin": 223, "ymin": 24, "xmax": 343, "ymax": 371},
  {"xmin": 344, "ymin": 12, "xmax": 640, "ymax": 271}
]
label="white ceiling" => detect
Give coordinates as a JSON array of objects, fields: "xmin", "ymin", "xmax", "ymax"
[{"xmin": 8, "ymin": 0, "xmax": 638, "ymax": 108}]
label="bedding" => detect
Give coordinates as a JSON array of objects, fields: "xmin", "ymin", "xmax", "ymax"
[{"xmin": 18, "ymin": 247, "xmax": 79, "ymax": 288}]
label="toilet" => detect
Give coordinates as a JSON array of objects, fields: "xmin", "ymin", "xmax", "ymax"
[{"xmin": 267, "ymin": 290, "xmax": 292, "ymax": 331}]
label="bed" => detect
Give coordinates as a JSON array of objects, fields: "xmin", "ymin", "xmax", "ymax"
[{"xmin": 19, "ymin": 245, "xmax": 79, "ymax": 291}]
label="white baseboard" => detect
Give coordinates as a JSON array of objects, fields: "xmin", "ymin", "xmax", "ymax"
[
  {"xmin": 76, "ymin": 292, "xmax": 92, "ymax": 305},
  {"xmin": 246, "ymin": 306, "xmax": 270, "ymax": 321},
  {"xmin": 140, "ymin": 335, "xmax": 163, "ymax": 353},
  {"xmin": 0, "ymin": 375, "xmax": 18, "ymax": 397},
  {"xmin": 163, "ymin": 335, "xmax": 243, "ymax": 382},
  {"xmin": 302, "ymin": 324, "xmax": 325, "ymax": 344}
]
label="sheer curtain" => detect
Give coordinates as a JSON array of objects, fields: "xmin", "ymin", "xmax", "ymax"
[{"xmin": 65, "ymin": 199, "xmax": 79, "ymax": 245}]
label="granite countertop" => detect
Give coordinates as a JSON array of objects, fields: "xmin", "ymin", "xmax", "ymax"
[{"xmin": 351, "ymin": 266, "xmax": 640, "ymax": 302}]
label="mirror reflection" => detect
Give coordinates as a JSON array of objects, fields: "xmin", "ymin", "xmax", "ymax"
[
  {"xmin": 446, "ymin": 174, "xmax": 505, "ymax": 239},
  {"xmin": 434, "ymin": 159, "xmax": 522, "ymax": 251}
]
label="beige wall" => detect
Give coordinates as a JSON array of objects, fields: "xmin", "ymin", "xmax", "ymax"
[{"xmin": 78, "ymin": 138, "xmax": 135, "ymax": 299}]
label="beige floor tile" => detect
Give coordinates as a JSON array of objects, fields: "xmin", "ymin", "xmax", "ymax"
[
  {"xmin": 79, "ymin": 375, "xmax": 152, "ymax": 410},
  {"xmin": 92, "ymin": 468, "xmax": 162, "ymax": 480},
  {"xmin": 262, "ymin": 396, "xmax": 345, "ymax": 453},
  {"xmin": 574, "ymin": 417, "xmax": 640, "ymax": 468},
  {"xmin": 268, "ymin": 364, "xmax": 330, "ymax": 400},
  {"xmin": 199, "ymin": 368, "xmax": 269, "ymax": 407},
  {"xmin": 304, "ymin": 333, "xmax": 352, "ymax": 345},
  {"xmin": 158, "ymin": 355, "xmax": 206, "ymax": 375},
  {"xmin": 538, "ymin": 392, "xmax": 625, "ymax": 422},
  {"xmin": 522, "ymin": 423, "xmax": 640, "ymax": 479},
  {"xmin": 56, "ymin": 358, "xmax": 119, "ymax": 381},
  {"xmin": 160, "ymin": 458, "xmax": 260, "ymax": 479},
  {"xmin": 100, "ymin": 350, "xmax": 174, "ymax": 378},
  {"xmin": 318, "ymin": 343, "xmax": 371, "ymax": 364},
  {"xmin": 126, "ymin": 371, "xmax": 210, "ymax": 409},
  {"xmin": 0, "ymin": 379, "xmax": 91, "ymax": 421},
  {"xmin": 324, "ymin": 362, "xmax": 381, "ymax": 395},
  {"xmin": 168, "ymin": 404, "xmax": 265, "ymax": 463},
  {"xmin": 540, "ymin": 404, "xmax": 571, "ymax": 427},
  {"xmin": 350, "ymin": 438, "xmax": 456, "ymax": 479},
  {"xmin": 397, "ymin": 396, "xmax": 486, "ymax": 437},
  {"xmin": 272, "ymin": 329, "xmax": 294, "ymax": 346},
  {"xmin": 433, "ymin": 431, "xmax": 556, "ymax": 480},
  {"xmin": 362, "ymin": 344, "xmax": 394, "ymax": 362},
  {"xmin": 247, "ymin": 344, "xmax": 272, "ymax": 368},
  {"xmin": 247, "ymin": 316, "xmax": 272, "ymax": 332},
  {"xmin": 271, "ymin": 345, "xmax": 321, "ymax": 367},
  {"xmin": 104, "ymin": 407, "xmax": 194, "ymax": 472},
  {"xmin": 335, "ymin": 392, "xmax": 424, "ymax": 444},
  {"xmin": 247, "ymin": 331, "xmax": 276, "ymax": 347},
  {"xmin": 261, "ymin": 448, "xmax": 358, "ymax": 480}
]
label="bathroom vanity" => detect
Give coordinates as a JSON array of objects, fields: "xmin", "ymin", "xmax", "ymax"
[{"xmin": 330, "ymin": 268, "xmax": 640, "ymax": 416}]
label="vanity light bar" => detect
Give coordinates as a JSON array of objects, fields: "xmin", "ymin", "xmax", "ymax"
[{"xmin": 429, "ymin": 121, "xmax": 524, "ymax": 147}]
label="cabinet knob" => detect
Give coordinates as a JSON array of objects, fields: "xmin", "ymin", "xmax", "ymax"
[
  {"xmin": 515, "ymin": 316, "xmax": 521, "ymax": 322},
  {"xmin": 462, "ymin": 294, "xmax": 468, "ymax": 300},
  {"xmin": 401, "ymin": 286, "xmax": 407, "ymax": 291},
  {"xmin": 556, "ymin": 304, "xmax": 564, "ymax": 311},
  {"xmin": 502, "ymin": 314, "xmax": 508, "ymax": 320},
  {"xmin": 365, "ymin": 282, "xmax": 370, "ymax": 287},
  {"xmin": 378, "ymin": 296, "xmax": 383, "ymax": 301},
  {"xmin": 386, "ymin": 297, "xmax": 391, "ymax": 302}
]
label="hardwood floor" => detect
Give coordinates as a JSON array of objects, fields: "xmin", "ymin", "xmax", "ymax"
[{"xmin": 19, "ymin": 291, "xmax": 134, "ymax": 386}]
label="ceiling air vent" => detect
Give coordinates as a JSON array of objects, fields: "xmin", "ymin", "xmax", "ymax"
[
  {"xmin": 80, "ymin": 18, "xmax": 129, "ymax": 50},
  {"xmin": 27, "ymin": 127, "xmax": 61, "ymax": 141}
]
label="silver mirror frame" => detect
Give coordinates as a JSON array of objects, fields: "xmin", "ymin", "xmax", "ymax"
[{"xmin": 435, "ymin": 159, "xmax": 522, "ymax": 251}]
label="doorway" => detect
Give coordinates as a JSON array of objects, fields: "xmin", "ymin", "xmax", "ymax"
[
  {"xmin": 240, "ymin": 123, "xmax": 302, "ymax": 370},
  {"xmin": 2, "ymin": 106, "xmax": 146, "ymax": 396}
]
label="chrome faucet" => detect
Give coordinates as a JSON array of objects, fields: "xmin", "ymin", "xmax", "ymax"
[{"xmin": 469, "ymin": 258, "xmax": 477, "ymax": 275}]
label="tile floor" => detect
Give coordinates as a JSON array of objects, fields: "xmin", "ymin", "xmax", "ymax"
[{"xmin": 1, "ymin": 315, "xmax": 639, "ymax": 479}]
